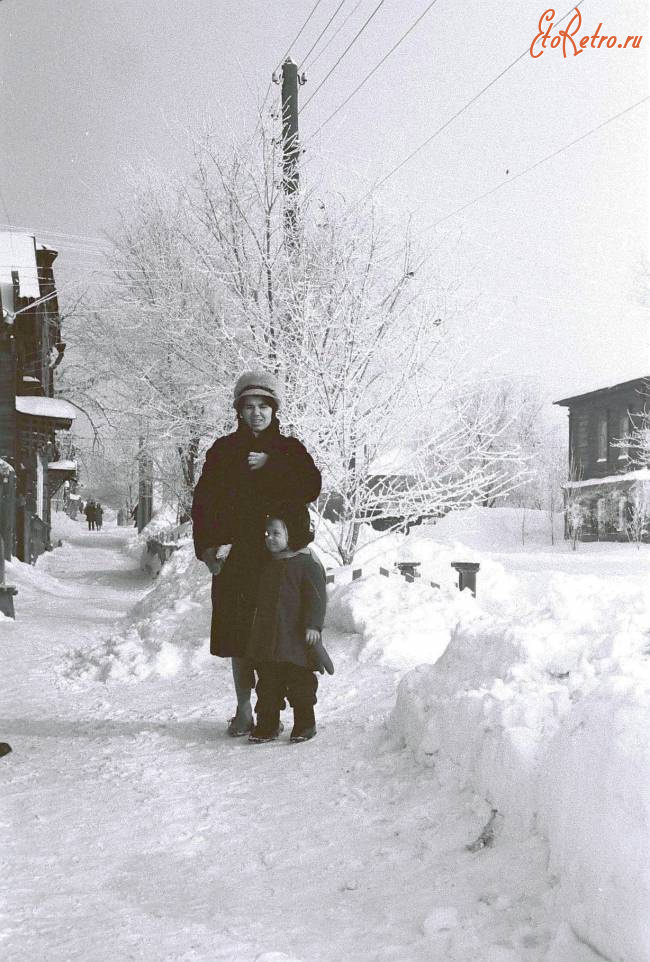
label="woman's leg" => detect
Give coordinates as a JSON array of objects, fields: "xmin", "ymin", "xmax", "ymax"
[{"xmin": 231, "ymin": 656, "xmax": 255, "ymax": 724}]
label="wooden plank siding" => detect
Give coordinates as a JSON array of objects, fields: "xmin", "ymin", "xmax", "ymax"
[
  {"xmin": 0, "ymin": 342, "xmax": 17, "ymax": 466},
  {"xmin": 562, "ymin": 380, "xmax": 649, "ymax": 481},
  {"xmin": 556, "ymin": 377, "xmax": 650, "ymax": 542}
]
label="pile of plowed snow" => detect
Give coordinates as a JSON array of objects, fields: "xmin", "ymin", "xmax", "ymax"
[
  {"xmin": 388, "ymin": 555, "xmax": 650, "ymax": 962},
  {"xmin": 62, "ymin": 540, "xmax": 213, "ymax": 683}
]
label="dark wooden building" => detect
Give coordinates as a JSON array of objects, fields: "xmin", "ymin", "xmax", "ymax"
[
  {"xmin": 554, "ymin": 376, "xmax": 649, "ymax": 541},
  {"xmin": 0, "ymin": 232, "xmax": 77, "ymax": 563}
]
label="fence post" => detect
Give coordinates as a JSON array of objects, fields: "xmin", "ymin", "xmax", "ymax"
[
  {"xmin": 0, "ymin": 535, "xmax": 17, "ymax": 618},
  {"xmin": 451, "ymin": 561, "xmax": 480, "ymax": 597}
]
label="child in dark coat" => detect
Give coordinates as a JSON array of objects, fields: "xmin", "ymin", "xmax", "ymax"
[{"xmin": 247, "ymin": 504, "xmax": 331, "ymax": 744}]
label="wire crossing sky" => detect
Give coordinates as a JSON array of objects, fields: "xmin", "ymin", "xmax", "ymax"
[{"xmin": 0, "ymin": 0, "xmax": 647, "ymax": 405}]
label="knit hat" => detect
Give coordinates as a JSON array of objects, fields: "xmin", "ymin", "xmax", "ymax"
[
  {"xmin": 233, "ymin": 370, "xmax": 282, "ymax": 409},
  {"xmin": 267, "ymin": 502, "xmax": 314, "ymax": 551}
]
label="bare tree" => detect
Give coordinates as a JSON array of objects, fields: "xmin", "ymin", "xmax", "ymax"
[
  {"xmin": 64, "ymin": 120, "xmax": 529, "ymax": 562},
  {"xmin": 563, "ymin": 454, "xmax": 586, "ymax": 550},
  {"xmin": 625, "ymin": 482, "xmax": 650, "ymax": 548}
]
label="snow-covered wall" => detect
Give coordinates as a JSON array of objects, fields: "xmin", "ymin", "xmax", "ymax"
[{"xmin": 388, "ymin": 574, "xmax": 650, "ymax": 962}]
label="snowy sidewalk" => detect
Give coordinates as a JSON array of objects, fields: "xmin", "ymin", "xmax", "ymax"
[{"xmin": 1, "ymin": 523, "xmax": 555, "ymax": 962}]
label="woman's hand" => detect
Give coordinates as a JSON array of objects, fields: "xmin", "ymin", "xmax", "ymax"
[
  {"xmin": 247, "ymin": 452, "xmax": 269, "ymax": 471},
  {"xmin": 305, "ymin": 628, "xmax": 321, "ymax": 647},
  {"xmin": 201, "ymin": 547, "xmax": 224, "ymax": 576}
]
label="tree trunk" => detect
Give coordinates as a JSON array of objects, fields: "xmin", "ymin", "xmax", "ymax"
[{"xmin": 178, "ymin": 436, "xmax": 200, "ymax": 524}]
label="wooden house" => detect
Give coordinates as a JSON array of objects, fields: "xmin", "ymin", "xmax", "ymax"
[
  {"xmin": 0, "ymin": 232, "xmax": 77, "ymax": 563},
  {"xmin": 554, "ymin": 376, "xmax": 650, "ymax": 541}
]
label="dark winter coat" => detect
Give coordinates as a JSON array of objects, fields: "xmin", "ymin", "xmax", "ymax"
[
  {"xmin": 191, "ymin": 418, "xmax": 322, "ymax": 657},
  {"xmin": 247, "ymin": 549, "xmax": 327, "ymax": 670},
  {"xmin": 84, "ymin": 502, "xmax": 96, "ymax": 521}
]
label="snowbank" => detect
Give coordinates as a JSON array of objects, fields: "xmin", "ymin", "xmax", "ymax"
[
  {"xmin": 419, "ymin": 505, "xmax": 561, "ymax": 551},
  {"xmin": 327, "ymin": 573, "xmax": 472, "ymax": 670},
  {"xmin": 50, "ymin": 510, "xmax": 88, "ymax": 540},
  {"xmin": 62, "ymin": 542, "xmax": 212, "ymax": 683},
  {"xmin": 4, "ymin": 553, "xmax": 79, "ymax": 603},
  {"xmin": 55, "ymin": 505, "xmax": 650, "ymax": 961},
  {"xmin": 388, "ymin": 567, "xmax": 650, "ymax": 962}
]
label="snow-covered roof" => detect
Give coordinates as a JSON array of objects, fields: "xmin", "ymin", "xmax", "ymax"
[
  {"xmin": 48, "ymin": 460, "xmax": 77, "ymax": 472},
  {"xmin": 369, "ymin": 447, "xmax": 415, "ymax": 475},
  {"xmin": 0, "ymin": 231, "xmax": 41, "ymax": 300},
  {"xmin": 15, "ymin": 396, "xmax": 76, "ymax": 421},
  {"xmin": 555, "ymin": 376, "xmax": 650, "ymax": 407},
  {"xmin": 564, "ymin": 468, "xmax": 650, "ymax": 489}
]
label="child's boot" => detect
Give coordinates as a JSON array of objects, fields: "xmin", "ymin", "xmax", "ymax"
[
  {"xmin": 248, "ymin": 714, "xmax": 284, "ymax": 743},
  {"xmin": 290, "ymin": 705, "xmax": 316, "ymax": 743}
]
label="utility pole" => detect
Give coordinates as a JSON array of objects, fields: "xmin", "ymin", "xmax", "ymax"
[
  {"xmin": 0, "ymin": 289, "xmax": 18, "ymax": 617},
  {"xmin": 274, "ymin": 58, "xmax": 306, "ymax": 245}
]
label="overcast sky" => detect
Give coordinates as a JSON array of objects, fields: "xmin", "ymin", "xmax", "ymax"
[{"xmin": 0, "ymin": 0, "xmax": 647, "ymax": 411}]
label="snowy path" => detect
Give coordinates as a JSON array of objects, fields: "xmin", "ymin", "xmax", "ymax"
[{"xmin": 2, "ymin": 525, "xmax": 555, "ymax": 962}]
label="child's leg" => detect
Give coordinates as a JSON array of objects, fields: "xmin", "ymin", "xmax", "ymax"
[
  {"xmin": 253, "ymin": 662, "xmax": 286, "ymax": 736},
  {"xmin": 285, "ymin": 664, "xmax": 318, "ymax": 737}
]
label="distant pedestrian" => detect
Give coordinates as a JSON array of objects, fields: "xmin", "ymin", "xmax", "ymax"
[
  {"xmin": 84, "ymin": 500, "xmax": 97, "ymax": 531},
  {"xmin": 95, "ymin": 503, "xmax": 104, "ymax": 531},
  {"xmin": 246, "ymin": 503, "xmax": 330, "ymax": 744}
]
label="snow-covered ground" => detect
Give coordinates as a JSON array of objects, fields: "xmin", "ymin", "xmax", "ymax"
[{"xmin": 1, "ymin": 508, "xmax": 648, "ymax": 961}]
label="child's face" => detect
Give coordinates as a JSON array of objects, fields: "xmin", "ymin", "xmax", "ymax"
[{"xmin": 265, "ymin": 519, "xmax": 289, "ymax": 553}]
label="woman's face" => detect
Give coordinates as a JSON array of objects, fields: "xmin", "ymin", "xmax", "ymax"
[{"xmin": 240, "ymin": 396, "xmax": 273, "ymax": 435}]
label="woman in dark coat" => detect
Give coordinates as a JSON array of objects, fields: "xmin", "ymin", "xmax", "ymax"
[{"xmin": 191, "ymin": 370, "xmax": 322, "ymax": 736}]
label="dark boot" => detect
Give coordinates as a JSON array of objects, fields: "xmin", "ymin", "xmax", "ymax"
[
  {"xmin": 248, "ymin": 720, "xmax": 284, "ymax": 743},
  {"xmin": 290, "ymin": 725, "xmax": 316, "ymax": 743},
  {"xmin": 290, "ymin": 703, "xmax": 316, "ymax": 743}
]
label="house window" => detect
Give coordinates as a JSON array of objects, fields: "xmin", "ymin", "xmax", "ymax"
[
  {"xmin": 596, "ymin": 412, "xmax": 608, "ymax": 461},
  {"xmin": 617, "ymin": 497, "xmax": 628, "ymax": 531}
]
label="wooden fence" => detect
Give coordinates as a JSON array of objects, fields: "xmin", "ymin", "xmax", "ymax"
[{"xmin": 142, "ymin": 521, "xmax": 478, "ymax": 594}]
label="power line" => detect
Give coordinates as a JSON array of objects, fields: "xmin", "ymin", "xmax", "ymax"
[
  {"xmin": 303, "ymin": 0, "xmax": 363, "ymax": 71},
  {"xmin": 0, "ymin": 222, "xmax": 110, "ymax": 248},
  {"xmin": 300, "ymin": 0, "xmax": 348, "ymax": 68},
  {"xmin": 414, "ymin": 94, "xmax": 649, "ymax": 239},
  {"xmin": 299, "ymin": 0, "xmax": 387, "ymax": 114},
  {"xmin": 306, "ymin": 0, "xmax": 441, "ymax": 144},
  {"xmin": 370, "ymin": 0, "xmax": 585, "ymax": 194},
  {"xmin": 256, "ymin": 0, "xmax": 328, "ymax": 123},
  {"xmin": 274, "ymin": 0, "xmax": 328, "ymax": 74}
]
